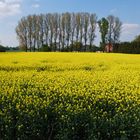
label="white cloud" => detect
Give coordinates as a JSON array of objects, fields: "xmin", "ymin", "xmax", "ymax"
[
  {"xmin": 122, "ymin": 23, "xmax": 140, "ymax": 31},
  {"xmin": 110, "ymin": 8, "xmax": 118, "ymax": 14},
  {"xmin": 32, "ymin": 3, "xmax": 40, "ymax": 8},
  {"xmin": 121, "ymin": 23, "xmax": 140, "ymax": 41},
  {"xmin": 0, "ymin": 0, "xmax": 22, "ymax": 17},
  {"xmin": 0, "ymin": 33, "xmax": 18, "ymax": 47}
]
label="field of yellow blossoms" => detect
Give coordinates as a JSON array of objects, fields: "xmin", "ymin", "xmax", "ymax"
[{"xmin": 0, "ymin": 52, "xmax": 140, "ymax": 139}]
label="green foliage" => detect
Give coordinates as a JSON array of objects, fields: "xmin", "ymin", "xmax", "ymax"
[
  {"xmin": 0, "ymin": 45, "xmax": 6, "ymax": 52},
  {"xmin": 72, "ymin": 41, "xmax": 83, "ymax": 51},
  {"xmin": 0, "ymin": 53, "xmax": 140, "ymax": 139},
  {"xmin": 98, "ymin": 18, "xmax": 109, "ymax": 47},
  {"xmin": 0, "ymin": 45, "xmax": 20, "ymax": 52},
  {"xmin": 114, "ymin": 42, "xmax": 140, "ymax": 54},
  {"xmin": 133, "ymin": 35, "xmax": 140, "ymax": 42},
  {"xmin": 40, "ymin": 44, "xmax": 51, "ymax": 52}
]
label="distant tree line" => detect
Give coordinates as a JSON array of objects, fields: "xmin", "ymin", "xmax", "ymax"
[
  {"xmin": 0, "ymin": 45, "xmax": 6, "ymax": 52},
  {"xmin": 16, "ymin": 12, "xmax": 122, "ymax": 52},
  {"xmin": 0, "ymin": 45, "xmax": 19, "ymax": 52},
  {"xmin": 112, "ymin": 35, "xmax": 140, "ymax": 54},
  {"xmin": 114, "ymin": 42, "xmax": 140, "ymax": 54}
]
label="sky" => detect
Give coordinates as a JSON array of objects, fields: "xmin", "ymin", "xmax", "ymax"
[{"xmin": 0, "ymin": 0, "xmax": 140, "ymax": 47}]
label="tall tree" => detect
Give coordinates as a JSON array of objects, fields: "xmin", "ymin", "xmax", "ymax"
[
  {"xmin": 70, "ymin": 13, "xmax": 76, "ymax": 51},
  {"xmin": 27, "ymin": 15, "xmax": 33, "ymax": 52},
  {"xmin": 58, "ymin": 14, "xmax": 62, "ymax": 51},
  {"xmin": 53, "ymin": 13, "xmax": 59, "ymax": 51},
  {"xmin": 88, "ymin": 13, "xmax": 97, "ymax": 51},
  {"xmin": 107, "ymin": 15, "xmax": 122, "ymax": 44},
  {"xmin": 36, "ymin": 15, "xmax": 41, "ymax": 51},
  {"xmin": 39, "ymin": 14, "xmax": 45, "ymax": 48},
  {"xmin": 47, "ymin": 14, "xmax": 54, "ymax": 50},
  {"xmin": 16, "ymin": 17, "xmax": 28, "ymax": 52},
  {"xmin": 44, "ymin": 14, "xmax": 49, "ymax": 46},
  {"xmin": 65, "ymin": 12, "xmax": 71, "ymax": 50},
  {"xmin": 112, "ymin": 17, "xmax": 122, "ymax": 44},
  {"xmin": 98, "ymin": 17, "xmax": 109, "ymax": 50},
  {"xmin": 79, "ymin": 13, "xmax": 84, "ymax": 51},
  {"xmin": 61, "ymin": 13, "xmax": 66, "ymax": 50},
  {"xmin": 83, "ymin": 13, "xmax": 89, "ymax": 51},
  {"xmin": 32, "ymin": 15, "xmax": 37, "ymax": 52},
  {"xmin": 75, "ymin": 13, "xmax": 81, "ymax": 43}
]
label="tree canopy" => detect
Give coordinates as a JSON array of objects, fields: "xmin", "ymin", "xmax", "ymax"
[
  {"xmin": 16, "ymin": 13, "xmax": 123, "ymax": 52},
  {"xmin": 16, "ymin": 12, "xmax": 97, "ymax": 52}
]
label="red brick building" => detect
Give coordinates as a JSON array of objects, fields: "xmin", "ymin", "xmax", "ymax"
[{"xmin": 105, "ymin": 43, "xmax": 113, "ymax": 52}]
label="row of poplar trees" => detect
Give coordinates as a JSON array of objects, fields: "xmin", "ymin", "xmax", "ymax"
[{"xmin": 16, "ymin": 12, "xmax": 122, "ymax": 52}]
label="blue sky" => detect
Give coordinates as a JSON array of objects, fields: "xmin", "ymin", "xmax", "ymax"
[{"xmin": 0, "ymin": 0, "xmax": 140, "ymax": 47}]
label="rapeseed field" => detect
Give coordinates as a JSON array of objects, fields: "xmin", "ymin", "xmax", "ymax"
[{"xmin": 0, "ymin": 52, "xmax": 140, "ymax": 139}]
